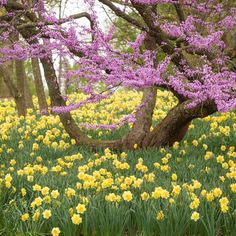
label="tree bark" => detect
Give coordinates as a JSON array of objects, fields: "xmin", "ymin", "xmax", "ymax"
[
  {"xmin": 15, "ymin": 59, "xmax": 34, "ymax": 109},
  {"xmin": 0, "ymin": 52, "xmax": 12, "ymax": 98},
  {"xmin": 122, "ymin": 87, "xmax": 157, "ymax": 149},
  {"xmin": 0, "ymin": 64, "xmax": 27, "ymax": 116},
  {"xmin": 24, "ymin": 70, "xmax": 34, "ymax": 109},
  {"xmin": 31, "ymin": 58, "xmax": 48, "ymax": 114},
  {"xmin": 142, "ymin": 100, "xmax": 216, "ymax": 148},
  {"xmin": 0, "ymin": 76, "xmax": 12, "ymax": 98}
]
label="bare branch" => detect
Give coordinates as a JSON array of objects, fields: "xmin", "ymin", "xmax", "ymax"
[
  {"xmin": 17, "ymin": 12, "xmax": 94, "ymax": 30},
  {"xmin": 174, "ymin": 4, "xmax": 186, "ymax": 22},
  {"xmin": 5, "ymin": 0, "xmax": 37, "ymax": 22},
  {"xmin": 98, "ymin": 0, "xmax": 145, "ymax": 30}
]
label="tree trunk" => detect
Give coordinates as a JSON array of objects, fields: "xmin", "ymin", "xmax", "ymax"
[
  {"xmin": 122, "ymin": 35, "xmax": 158, "ymax": 149},
  {"xmin": 40, "ymin": 56, "xmax": 123, "ymax": 149},
  {"xmin": 0, "ymin": 64, "xmax": 27, "ymax": 116},
  {"xmin": 31, "ymin": 58, "xmax": 48, "ymax": 114},
  {"xmin": 142, "ymin": 100, "xmax": 216, "ymax": 148},
  {"xmin": 0, "ymin": 76, "xmax": 12, "ymax": 98},
  {"xmin": 122, "ymin": 87, "xmax": 157, "ymax": 149},
  {"xmin": 24, "ymin": 71, "xmax": 34, "ymax": 109},
  {"xmin": 15, "ymin": 60, "xmax": 34, "ymax": 109}
]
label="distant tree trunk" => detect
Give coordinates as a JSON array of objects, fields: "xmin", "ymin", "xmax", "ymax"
[
  {"xmin": 0, "ymin": 76, "xmax": 12, "ymax": 98},
  {"xmin": 24, "ymin": 70, "xmax": 34, "ymax": 109},
  {"xmin": 31, "ymin": 58, "xmax": 48, "ymax": 114},
  {"xmin": 15, "ymin": 60, "xmax": 34, "ymax": 109},
  {"xmin": 0, "ymin": 64, "xmax": 27, "ymax": 116},
  {"xmin": 57, "ymin": 0, "xmax": 67, "ymax": 95},
  {"xmin": 14, "ymin": 32, "xmax": 34, "ymax": 109}
]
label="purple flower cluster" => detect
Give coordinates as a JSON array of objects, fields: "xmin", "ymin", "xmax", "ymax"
[{"xmin": 0, "ymin": 0, "xmax": 7, "ymax": 6}]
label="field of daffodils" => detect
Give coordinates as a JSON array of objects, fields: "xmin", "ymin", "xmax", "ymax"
[{"xmin": 0, "ymin": 90, "xmax": 236, "ymax": 236}]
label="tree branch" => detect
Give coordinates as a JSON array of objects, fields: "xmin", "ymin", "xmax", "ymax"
[
  {"xmin": 17, "ymin": 12, "xmax": 94, "ymax": 30},
  {"xmin": 174, "ymin": 4, "xmax": 186, "ymax": 22},
  {"xmin": 98, "ymin": 0, "xmax": 145, "ymax": 30}
]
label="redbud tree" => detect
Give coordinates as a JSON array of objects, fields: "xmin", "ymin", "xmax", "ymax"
[{"xmin": 0, "ymin": 0, "xmax": 235, "ymax": 150}]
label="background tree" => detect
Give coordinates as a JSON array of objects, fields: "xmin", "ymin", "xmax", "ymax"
[
  {"xmin": 0, "ymin": 62, "xmax": 27, "ymax": 116},
  {"xmin": 31, "ymin": 58, "xmax": 49, "ymax": 114},
  {"xmin": 0, "ymin": 1, "xmax": 48, "ymax": 114},
  {"xmin": 15, "ymin": 59, "xmax": 34, "ymax": 109}
]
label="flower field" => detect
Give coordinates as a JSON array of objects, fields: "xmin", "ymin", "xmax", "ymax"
[{"xmin": 0, "ymin": 90, "xmax": 236, "ymax": 236}]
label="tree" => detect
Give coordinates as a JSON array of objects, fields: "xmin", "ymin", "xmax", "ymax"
[
  {"xmin": 15, "ymin": 59, "xmax": 34, "ymax": 109},
  {"xmin": 31, "ymin": 58, "xmax": 49, "ymax": 114},
  {"xmin": 0, "ymin": 0, "xmax": 235, "ymax": 150},
  {"xmin": 0, "ymin": 62, "xmax": 27, "ymax": 116},
  {"xmin": 0, "ymin": 32, "xmax": 34, "ymax": 115}
]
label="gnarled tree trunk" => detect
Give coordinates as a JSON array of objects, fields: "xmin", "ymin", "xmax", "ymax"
[
  {"xmin": 122, "ymin": 87, "xmax": 157, "ymax": 149},
  {"xmin": 122, "ymin": 35, "xmax": 158, "ymax": 149},
  {"xmin": 40, "ymin": 56, "xmax": 123, "ymax": 149},
  {"xmin": 142, "ymin": 100, "xmax": 216, "ymax": 148}
]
